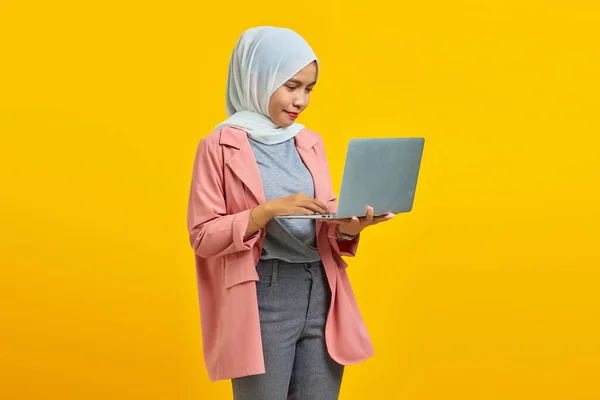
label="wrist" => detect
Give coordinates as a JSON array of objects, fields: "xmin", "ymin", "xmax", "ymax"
[
  {"xmin": 258, "ymin": 202, "xmax": 277, "ymax": 220},
  {"xmin": 337, "ymin": 225, "xmax": 359, "ymax": 240},
  {"xmin": 251, "ymin": 204, "xmax": 274, "ymax": 227}
]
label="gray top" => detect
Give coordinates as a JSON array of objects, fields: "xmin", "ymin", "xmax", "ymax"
[{"xmin": 248, "ymin": 136, "xmax": 321, "ymax": 263}]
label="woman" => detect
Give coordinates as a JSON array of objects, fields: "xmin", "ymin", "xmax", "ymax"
[{"xmin": 187, "ymin": 26, "xmax": 394, "ymax": 400}]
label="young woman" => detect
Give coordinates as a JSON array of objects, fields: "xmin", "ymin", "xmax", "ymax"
[{"xmin": 187, "ymin": 26, "xmax": 395, "ymax": 400}]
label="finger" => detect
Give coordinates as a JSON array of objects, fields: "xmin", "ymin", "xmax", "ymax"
[
  {"xmin": 295, "ymin": 206, "xmax": 316, "ymax": 215},
  {"xmin": 373, "ymin": 213, "xmax": 395, "ymax": 224},
  {"xmin": 296, "ymin": 193, "xmax": 328, "ymax": 213},
  {"xmin": 302, "ymin": 201, "xmax": 328, "ymax": 214},
  {"xmin": 325, "ymin": 218, "xmax": 353, "ymax": 224},
  {"xmin": 364, "ymin": 206, "xmax": 374, "ymax": 225},
  {"xmin": 306, "ymin": 199, "xmax": 329, "ymax": 214},
  {"xmin": 312, "ymin": 199, "xmax": 329, "ymax": 214}
]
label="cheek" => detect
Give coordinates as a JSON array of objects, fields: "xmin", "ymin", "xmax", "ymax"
[
  {"xmin": 273, "ymin": 93, "xmax": 287, "ymax": 109},
  {"xmin": 269, "ymin": 93, "xmax": 283, "ymax": 112}
]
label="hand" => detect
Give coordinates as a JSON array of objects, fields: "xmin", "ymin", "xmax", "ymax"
[
  {"xmin": 329, "ymin": 206, "xmax": 395, "ymax": 237},
  {"xmin": 264, "ymin": 193, "xmax": 329, "ymax": 217}
]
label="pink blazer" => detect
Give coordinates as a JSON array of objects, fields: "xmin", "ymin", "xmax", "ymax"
[{"xmin": 186, "ymin": 126, "xmax": 374, "ymax": 382}]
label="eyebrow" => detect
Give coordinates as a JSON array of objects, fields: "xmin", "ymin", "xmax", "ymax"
[{"xmin": 287, "ymin": 78, "xmax": 317, "ymax": 86}]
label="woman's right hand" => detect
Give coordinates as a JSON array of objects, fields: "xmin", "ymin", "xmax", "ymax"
[{"xmin": 264, "ymin": 193, "xmax": 329, "ymax": 217}]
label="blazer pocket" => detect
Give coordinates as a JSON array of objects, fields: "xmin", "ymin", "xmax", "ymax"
[{"xmin": 224, "ymin": 252, "xmax": 259, "ymax": 289}]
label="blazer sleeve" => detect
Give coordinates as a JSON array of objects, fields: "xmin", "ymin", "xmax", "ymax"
[
  {"xmin": 187, "ymin": 136, "xmax": 262, "ymax": 259},
  {"xmin": 318, "ymin": 141, "xmax": 360, "ymax": 257}
]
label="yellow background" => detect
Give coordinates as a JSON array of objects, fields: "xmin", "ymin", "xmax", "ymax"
[{"xmin": 1, "ymin": 1, "xmax": 599, "ymax": 399}]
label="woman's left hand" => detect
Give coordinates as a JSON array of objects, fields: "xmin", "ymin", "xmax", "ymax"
[{"xmin": 328, "ymin": 206, "xmax": 395, "ymax": 237}]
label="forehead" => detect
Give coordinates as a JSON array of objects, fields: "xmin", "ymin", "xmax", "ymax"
[{"xmin": 288, "ymin": 62, "xmax": 318, "ymax": 84}]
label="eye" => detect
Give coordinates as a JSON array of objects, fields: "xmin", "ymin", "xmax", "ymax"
[
  {"xmin": 306, "ymin": 87, "xmax": 314, "ymax": 92},
  {"xmin": 286, "ymin": 85, "xmax": 297, "ymax": 91}
]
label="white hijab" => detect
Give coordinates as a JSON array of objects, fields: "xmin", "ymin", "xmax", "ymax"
[{"xmin": 214, "ymin": 26, "xmax": 319, "ymax": 145}]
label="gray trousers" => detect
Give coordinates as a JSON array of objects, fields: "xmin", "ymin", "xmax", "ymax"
[{"xmin": 231, "ymin": 259, "xmax": 344, "ymax": 400}]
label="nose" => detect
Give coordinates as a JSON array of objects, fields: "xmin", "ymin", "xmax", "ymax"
[{"xmin": 292, "ymin": 91, "xmax": 307, "ymax": 110}]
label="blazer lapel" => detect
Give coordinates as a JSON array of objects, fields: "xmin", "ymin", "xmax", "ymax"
[
  {"xmin": 295, "ymin": 131, "xmax": 331, "ymax": 237},
  {"xmin": 296, "ymin": 143, "xmax": 329, "ymax": 207},
  {"xmin": 220, "ymin": 129, "xmax": 266, "ymax": 206}
]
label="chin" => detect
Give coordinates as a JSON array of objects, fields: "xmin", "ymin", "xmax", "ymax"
[{"xmin": 277, "ymin": 120, "xmax": 293, "ymax": 128}]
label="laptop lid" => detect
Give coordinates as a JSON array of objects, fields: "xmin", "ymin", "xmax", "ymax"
[{"xmin": 335, "ymin": 137, "xmax": 425, "ymax": 218}]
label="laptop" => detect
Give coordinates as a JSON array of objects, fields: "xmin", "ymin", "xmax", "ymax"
[{"xmin": 275, "ymin": 137, "xmax": 425, "ymax": 220}]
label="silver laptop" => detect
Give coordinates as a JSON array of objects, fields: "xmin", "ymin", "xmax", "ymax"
[{"xmin": 276, "ymin": 137, "xmax": 425, "ymax": 220}]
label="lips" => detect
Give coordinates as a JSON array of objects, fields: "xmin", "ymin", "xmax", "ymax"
[{"xmin": 287, "ymin": 112, "xmax": 299, "ymax": 119}]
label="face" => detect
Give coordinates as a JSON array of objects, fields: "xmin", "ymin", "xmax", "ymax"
[{"xmin": 268, "ymin": 61, "xmax": 317, "ymax": 127}]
